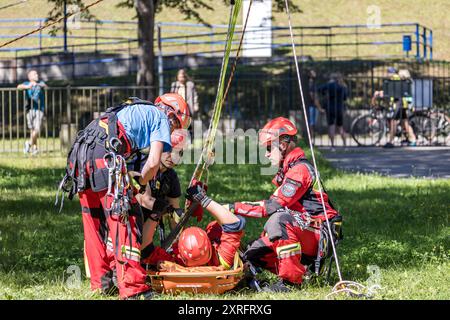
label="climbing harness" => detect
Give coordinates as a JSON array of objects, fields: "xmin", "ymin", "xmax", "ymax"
[{"xmin": 283, "ymin": 0, "xmax": 378, "ymax": 299}]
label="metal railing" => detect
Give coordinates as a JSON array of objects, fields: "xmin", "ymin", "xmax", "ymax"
[
  {"xmin": 0, "ymin": 19, "xmax": 433, "ymax": 60},
  {"xmin": 0, "ymin": 86, "xmax": 154, "ymax": 154},
  {"xmin": 1, "ymin": 73, "xmax": 448, "ymax": 154}
]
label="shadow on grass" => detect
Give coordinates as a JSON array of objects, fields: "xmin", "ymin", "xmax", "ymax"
[{"xmin": 0, "ymin": 159, "xmax": 448, "ymax": 288}]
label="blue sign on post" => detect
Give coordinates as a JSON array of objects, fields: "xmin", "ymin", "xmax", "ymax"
[{"xmin": 403, "ymin": 35, "xmax": 412, "ymax": 52}]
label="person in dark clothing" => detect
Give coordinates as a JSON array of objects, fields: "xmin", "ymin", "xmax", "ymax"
[
  {"xmin": 306, "ymin": 70, "xmax": 325, "ymax": 143},
  {"xmin": 318, "ymin": 73, "xmax": 348, "ymax": 149}
]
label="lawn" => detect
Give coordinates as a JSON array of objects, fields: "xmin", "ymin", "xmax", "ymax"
[
  {"xmin": 0, "ymin": 0, "xmax": 450, "ymax": 60},
  {"xmin": 0, "ymin": 147, "xmax": 449, "ymax": 300}
]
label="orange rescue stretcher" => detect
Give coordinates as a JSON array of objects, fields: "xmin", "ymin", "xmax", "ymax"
[{"xmin": 147, "ymin": 253, "xmax": 244, "ymax": 295}]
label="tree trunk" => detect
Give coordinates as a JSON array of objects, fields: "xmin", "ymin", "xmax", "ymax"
[{"xmin": 135, "ymin": 0, "xmax": 156, "ymax": 98}]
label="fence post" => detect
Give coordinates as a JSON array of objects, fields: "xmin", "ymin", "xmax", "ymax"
[
  {"xmin": 429, "ymin": 30, "xmax": 433, "ymax": 60},
  {"xmin": 128, "ymin": 39, "xmax": 132, "ymax": 75},
  {"xmin": 328, "ymin": 27, "xmax": 333, "ymax": 60},
  {"xmin": 66, "ymin": 85, "xmax": 73, "ymax": 151},
  {"xmin": 39, "ymin": 20, "xmax": 42, "ymax": 53},
  {"xmin": 63, "ymin": 0, "xmax": 68, "ymax": 52},
  {"xmin": 210, "ymin": 26, "xmax": 214, "ymax": 55},
  {"xmin": 14, "ymin": 50, "xmax": 18, "ymax": 83},
  {"xmin": 71, "ymin": 45, "xmax": 76, "ymax": 79},
  {"xmin": 370, "ymin": 60, "xmax": 374, "ymax": 95},
  {"xmin": 94, "ymin": 21, "xmax": 98, "ymax": 52},
  {"xmin": 288, "ymin": 60, "xmax": 293, "ymax": 111},
  {"xmin": 423, "ymin": 27, "xmax": 427, "ymax": 59},
  {"xmin": 415, "ymin": 24, "xmax": 420, "ymax": 59}
]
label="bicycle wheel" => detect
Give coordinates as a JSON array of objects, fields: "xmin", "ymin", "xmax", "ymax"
[
  {"xmin": 351, "ymin": 114, "xmax": 386, "ymax": 146},
  {"xmin": 409, "ymin": 114, "xmax": 435, "ymax": 145}
]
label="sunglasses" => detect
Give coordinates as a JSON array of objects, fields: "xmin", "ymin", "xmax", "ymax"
[{"xmin": 266, "ymin": 143, "xmax": 279, "ymax": 153}]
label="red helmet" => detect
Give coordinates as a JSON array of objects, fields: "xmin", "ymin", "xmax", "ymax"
[
  {"xmin": 155, "ymin": 93, "xmax": 191, "ymax": 130},
  {"xmin": 259, "ymin": 117, "xmax": 297, "ymax": 146},
  {"xmin": 178, "ymin": 227, "xmax": 212, "ymax": 267}
]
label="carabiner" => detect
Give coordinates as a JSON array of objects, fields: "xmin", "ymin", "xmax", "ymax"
[{"xmin": 109, "ymin": 137, "xmax": 122, "ymax": 153}]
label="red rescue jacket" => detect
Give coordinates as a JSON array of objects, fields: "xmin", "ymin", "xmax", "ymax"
[{"xmin": 234, "ymin": 147, "xmax": 338, "ymax": 221}]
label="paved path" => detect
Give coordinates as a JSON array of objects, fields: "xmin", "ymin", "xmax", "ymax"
[{"xmin": 319, "ymin": 146, "xmax": 450, "ymax": 179}]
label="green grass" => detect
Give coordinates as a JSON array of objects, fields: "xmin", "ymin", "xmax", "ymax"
[{"xmin": 0, "ymin": 144, "xmax": 448, "ymax": 300}]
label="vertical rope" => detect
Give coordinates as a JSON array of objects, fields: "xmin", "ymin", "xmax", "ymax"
[{"xmin": 283, "ymin": 0, "xmax": 343, "ymax": 282}]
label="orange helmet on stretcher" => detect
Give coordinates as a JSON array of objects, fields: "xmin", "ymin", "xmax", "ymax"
[
  {"xmin": 178, "ymin": 227, "xmax": 212, "ymax": 267},
  {"xmin": 155, "ymin": 93, "xmax": 191, "ymax": 130},
  {"xmin": 259, "ymin": 117, "xmax": 298, "ymax": 146}
]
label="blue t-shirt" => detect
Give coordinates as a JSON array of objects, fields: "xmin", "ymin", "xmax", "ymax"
[
  {"xmin": 117, "ymin": 104, "xmax": 172, "ymax": 153},
  {"xmin": 23, "ymin": 81, "xmax": 45, "ymax": 111}
]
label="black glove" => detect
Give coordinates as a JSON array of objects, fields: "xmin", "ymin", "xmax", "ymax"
[
  {"xmin": 186, "ymin": 185, "xmax": 212, "ymax": 208},
  {"xmin": 148, "ymin": 198, "xmax": 170, "ymax": 221}
]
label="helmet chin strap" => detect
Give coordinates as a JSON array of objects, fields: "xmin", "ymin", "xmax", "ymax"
[{"xmin": 277, "ymin": 136, "xmax": 294, "ymax": 165}]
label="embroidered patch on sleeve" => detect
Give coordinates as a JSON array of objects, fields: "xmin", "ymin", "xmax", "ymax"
[{"xmin": 281, "ymin": 182, "xmax": 297, "ymax": 197}]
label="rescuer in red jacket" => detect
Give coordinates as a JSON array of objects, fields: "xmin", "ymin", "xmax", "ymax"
[{"xmin": 226, "ymin": 117, "xmax": 340, "ymax": 290}]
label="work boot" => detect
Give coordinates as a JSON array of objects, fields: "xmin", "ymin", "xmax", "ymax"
[
  {"xmin": 126, "ymin": 290, "xmax": 157, "ymax": 300},
  {"xmin": 262, "ymin": 280, "xmax": 292, "ymax": 293}
]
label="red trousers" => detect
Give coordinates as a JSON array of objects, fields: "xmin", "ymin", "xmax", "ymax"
[
  {"xmin": 244, "ymin": 211, "xmax": 320, "ymax": 284},
  {"xmin": 79, "ymin": 188, "xmax": 150, "ymax": 299}
]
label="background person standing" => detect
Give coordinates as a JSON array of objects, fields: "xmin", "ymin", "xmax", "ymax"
[
  {"xmin": 17, "ymin": 70, "xmax": 47, "ymax": 155},
  {"xmin": 318, "ymin": 73, "xmax": 348, "ymax": 149},
  {"xmin": 306, "ymin": 69, "xmax": 325, "ymax": 144},
  {"xmin": 170, "ymin": 69, "xmax": 199, "ymax": 120}
]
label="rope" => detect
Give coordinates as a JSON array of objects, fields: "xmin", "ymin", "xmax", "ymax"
[
  {"xmin": 0, "ymin": 0, "xmax": 104, "ymax": 49},
  {"xmin": 326, "ymin": 281, "xmax": 383, "ymax": 299},
  {"xmin": 283, "ymin": 0, "xmax": 376, "ymax": 299},
  {"xmin": 163, "ymin": 0, "xmax": 250, "ymax": 250},
  {"xmin": 190, "ymin": 0, "xmax": 249, "ymax": 185},
  {"xmin": 197, "ymin": 0, "xmax": 253, "ymax": 180},
  {"xmin": 0, "ymin": 0, "xmax": 27, "ymax": 11}
]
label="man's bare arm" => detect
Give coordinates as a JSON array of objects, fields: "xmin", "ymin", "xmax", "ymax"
[{"xmin": 139, "ymin": 141, "xmax": 164, "ymax": 185}]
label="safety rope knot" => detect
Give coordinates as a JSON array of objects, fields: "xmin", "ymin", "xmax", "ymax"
[{"xmin": 326, "ymin": 280, "xmax": 383, "ymax": 299}]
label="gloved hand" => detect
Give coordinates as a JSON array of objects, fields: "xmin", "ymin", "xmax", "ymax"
[
  {"xmin": 148, "ymin": 198, "xmax": 170, "ymax": 221},
  {"xmin": 186, "ymin": 179, "xmax": 208, "ymax": 222},
  {"xmin": 186, "ymin": 184, "xmax": 212, "ymax": 209}
]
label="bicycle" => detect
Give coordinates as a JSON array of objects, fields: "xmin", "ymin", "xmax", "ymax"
[
  {"xmin": 350, "ymin": 102, "xmax": 423, "ymax": 147},
  {"xmin": 409, "ymin": 108, "xmax": 449, "ymax": 146}
]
